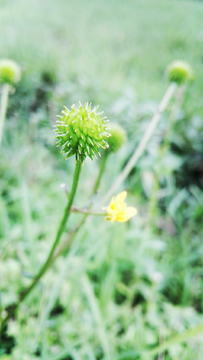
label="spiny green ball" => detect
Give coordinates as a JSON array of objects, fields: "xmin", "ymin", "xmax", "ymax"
[
  {"xmin": 0, "ymin": 59, "xmax": 21, "ymax": 85},
  {"xmin": 167, "ymin": 60, "xmax": 193, "ymax": 85},
  {"xmin": 54, "ymin": 103, "xmax": 111, "ymax": 163},
  {"xmin": 107, "ymin": 123, "xmax": 126, "ymax": 153}
]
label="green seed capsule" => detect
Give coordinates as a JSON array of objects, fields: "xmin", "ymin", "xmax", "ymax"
[
  {"xmin": 0, "ymin": 59, "xmax": 21, "ymax": 85},
  {"xmin": 54, "ymin": 102, "xmax": 110, "ymax": 163},
  {"xmin": 167, "ymin": 60, "xmax": 193, "ymax": 85},
  {"xmin": 106, "ymin": 123, "xmax": 127, "ymax": 153}
]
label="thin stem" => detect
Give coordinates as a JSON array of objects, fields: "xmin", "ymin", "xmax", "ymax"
[
  {"xmin": 147, "ymin": 84, "xmax": 185, "ymax": 225},
  {"xmin": 40, "ymin": 160, "xmax": 81, "ymax": 268},
  {"xmin": 52, "ymin": 218, "xmax": 85, "ymax": 262},
  {"xmin": 0, "ymin": 153, "xmax": 108, "ymax": 335},
  {"xmin": 52, "ymin": 155, "xmax": 110, "ymax": 268},
  {"xmin": 100, "ymin": 83, "xmax": 177, "ymax": 206},
  {"xmin": 0, "ymin": 84, "xmax": 10, "ymax": 147},
  {"xmin": 93, "ymin": 154, "xmax": 108, "ymax": 194},
  {"xmin": 0, "ymin": 160, "xmax": 82, "ymax": 334},
  {"xmin": 161, "ymin": 84, "xmax": 185, "ymax": 155},
  {"xmin": 71, "ymin": 206, "xmax": 105, "ymax": 216}
]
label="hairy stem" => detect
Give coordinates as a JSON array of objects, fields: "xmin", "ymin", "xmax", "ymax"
[
  {"xmin": 0, "ymin": 160, "xmax": 82, "ymax": 334},
  {"xmin": 100, "ymin": 82, "xmax": 177, "ymax": 206},
  {"xmin": 0, "ymin": 84, "xmax": 10, "ymax": 147}
]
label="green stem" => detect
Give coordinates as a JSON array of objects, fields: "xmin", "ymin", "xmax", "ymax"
[
  {"xmin": 147, "ymin": 84, "xmax": 185, "ymax": 226},
  {"xmin": 93, "ymin": 154, "xmax": 108, "ymax": 194},
  {"xmin": 0, "ymin": 160, "xmax": 82, "ymax": 334},
  {"xmin": 0, "ymin": 154, "xmax": 107, "ymax": 335},
  {"xmin": 161, "ymin": 85, "xmax": 185, "ymax": 157},
  {"xmin": 52, "ymin": 155, "xmax": 110, "ymax": 266},
  {"xmin": 52, "ymin": 217, "xmax": 86, "ymax": 262},
  {"xmin": 71, "ymin": 206, "xmax": 105, "ymax": 216},
  {"xmin": 0, "ymin": 84, "xmax": 10, "ymax": 147}
]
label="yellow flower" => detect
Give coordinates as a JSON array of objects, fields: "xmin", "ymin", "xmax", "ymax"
[{"xmin": 102, "ymin": 191, "xmax": 137, "ymax": 222}]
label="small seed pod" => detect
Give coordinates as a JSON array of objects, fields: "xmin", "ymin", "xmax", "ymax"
[
  {"xmin": 106, "ymin": 122, "xmax": 126, "ymax": 153},
  {"xmin": 54, "ymin": 102, "xmax": 111, "ymax": 163},
  {"xmin": 0, "ymin": 59, "xmax": 21, "ymax": 85},
  {"xmin": 167, "ymin": 60, "xmax": 193, "ymax": 85}
]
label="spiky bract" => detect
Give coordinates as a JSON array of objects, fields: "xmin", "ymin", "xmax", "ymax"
[
  {"xmin": 167, "ymin": 60, "xmax": 193, "ymax": 85},
  {"xmin": 107, "ymin": 123, "xmax": 126, "ymax": 153},
  {"xmin": 54, "ymin": 103, "xmax": 111, "ymax": 163},
  {"xmin": 0, "ymin": 59, "xmax": 21, "ymax": 85}
]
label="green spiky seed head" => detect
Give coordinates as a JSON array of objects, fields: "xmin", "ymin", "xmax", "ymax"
[
  {"xmin": 54, "ymin": 102, "xmax": 111, "ymax": 163},
  {"xmin": 107, "ymin": 123, "xmax": 126, "ymax": 153},
  {"xmin": 167, "ymin": 60, "xmax": 193, "ymax": 85},
  {"xmin": 0, "ymin": 59, "xmax": 21, "ymax": 85}
]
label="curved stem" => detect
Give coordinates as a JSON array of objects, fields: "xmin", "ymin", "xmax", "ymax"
[
  {"xmin": 100, "ymin": 83, "xmax": 177, "ymax": 206},
  {"xmin": 0, "ymin": 84, "xmax": 10, "ymax": 147},
  {"xmin": 93, "ymin": 154, "xmax": 108, "ymax": 194},
  {"xmin": 40, "ymin": 160, "xmax": 81, "ymax": 268},
  {"xmin": 0, "ymin": 160, "xmax": 82, "ymax": 334},
  {"xmin": 52, "ymin": 155, "xmax": 110, "ymax": 269}
]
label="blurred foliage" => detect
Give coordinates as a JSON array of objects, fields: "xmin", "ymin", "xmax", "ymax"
[{"xmin": 1, "ymin": 0, "xmax": 203, "ymax": 359}]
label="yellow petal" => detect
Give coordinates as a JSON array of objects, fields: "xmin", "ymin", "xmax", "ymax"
[
  {"xmin": 103, "ymin": 191, "xmax": 137, "ymax": 223},
  {"xmin": 126, "ymin": 206, "xmax": 137, "ymax": 218},
  {"xmin": 116, "ymin": 217, "xmax": 129, "ymax": 222},
  {"xmin": 114, "ymin": 191, "xmax": 127, "ymax": 203}
]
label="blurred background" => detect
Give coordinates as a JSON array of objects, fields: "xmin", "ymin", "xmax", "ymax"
[{"xmin": 1, "ymin": 0, "xmax": 203, "ymax": 359}]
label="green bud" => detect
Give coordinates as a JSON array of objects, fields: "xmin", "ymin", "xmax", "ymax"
[
  {"xmin": 107, "ymin": 122, "xmax": 126, "ymax": 153},
  {"xmin": 167, "ymin": 60, "xmax": 193, "ymax": 85},
  {"xmin": 54, "ymin": 102, "xmax": 111, "ymax": 163},
  {"xmin": 0, "ymin": 59, "xmax": 21, "ymax": 85}
]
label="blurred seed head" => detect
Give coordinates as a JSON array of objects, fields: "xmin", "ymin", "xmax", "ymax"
[
  {"xmin": 54, "ymin": 102, "xmax": 111, "ymax": 163},
  {"xmin": 106, "ymin": 122, "xmax": 127, "ymax": 153},
  {"xmin": 167, "ymin": 60, "xmax": 193, "ymax": 85},
  {"xmin": 0, "ymin": 59, "xmax": 21, "ymax": 85}
]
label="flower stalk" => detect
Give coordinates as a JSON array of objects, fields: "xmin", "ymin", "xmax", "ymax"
[
  {"xmin": 0, "ymin": 160, "xmax": 82, "ymax": 333},
  {"xmin": 71, "ymin": 206, "xmax": 105, "ymax": 216},
  {"xmin": 148, "ymin": 84, "xmax": 186, "ymax": 225},
  {"xmin": 0, "ymin": 84, "xmax": 10, "ymax": 147},
  {"xmin": 0, "ymin": 102, "xmax": 111, "ymax": 330},
  {"xmin": 93, "ymin": 154, "xmax": 108, "ymax": 194}
]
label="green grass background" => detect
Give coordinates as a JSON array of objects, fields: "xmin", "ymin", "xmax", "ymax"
[
  {"xmin": 1, "ymin": 0, "xmax": 203, "ymax": 359},
  {"xmin": 1, "ymin": 0, "xmax": 203, "ymax": 108}
]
